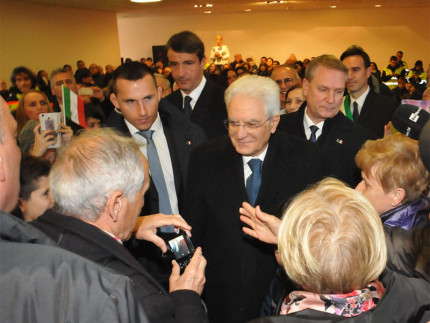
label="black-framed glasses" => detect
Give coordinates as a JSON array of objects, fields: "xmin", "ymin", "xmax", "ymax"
[{"xmin": 223, "ymin": 117, "xmax": 272, "ymax": 130}]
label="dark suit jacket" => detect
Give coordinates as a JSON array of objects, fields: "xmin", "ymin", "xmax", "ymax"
[
  {"xmin": 277, "ymin": 104, "xmax": 376, "ymax": 187},
  {"xmin": 105, "ymin": 99, "xmax": 206, "ymax": 215},
  {"xmin": 31, "ymin": 210, "xmax": 208, "ymax": 323},
  {"xmin": 355, "ymin": 89, "xmax": 396, "ymax": 138},
  {"xmin": 182, "ymin": 131, "xmax": 322, "ymax": 323},
  {"xmin": 105, "ymin": 99, "xmax": 207, "ymax": 288},
  {"xmin": 165, "ymin": 79, "xmax": 227, "ymax": 140}
]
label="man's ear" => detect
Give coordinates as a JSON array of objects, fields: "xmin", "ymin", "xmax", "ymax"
[
  {"xmin": 365, "ymin": 66, "xmax": 372, "ymax": 79},
  {"xmin": 391, "ymin": 187, "xmax": 405, "ymax": 207},
  {"xmin": 0, "ymin": 155, "xmax": 5, "ymax": 182},
  {"xmin": 107, "ymin": 190, "xmax": 125, "ymax": 222},
  {"xmin": 200, "ymin": 56, "xmax": 207, "ymax": 70},
  {"xmin": 302, "ymin": 79, "xmax": 309, "ymax": 97},
  {"xmin": 157, "ymin": 85, "xmax": 162, "ymax": 102},
  {"xmin": 271, "ymin": 115, "xmax": 280, "ymax": 133},
  {"xmin": 110, "ymin": 93, "xmax": 119, "ymax": 109},
  {"xmin": 18, "ymin": 198, "xmax": 27, "ymax": 213}
]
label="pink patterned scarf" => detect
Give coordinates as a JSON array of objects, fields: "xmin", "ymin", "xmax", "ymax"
[{"xmin": 280, "ymin": 280, "xmax": 385, "ymax": 317}]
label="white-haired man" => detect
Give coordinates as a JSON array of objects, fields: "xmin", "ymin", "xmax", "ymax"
[
  {"xmin": 0, "ymin": 98, "xmax": 150, "ymax": 321},
  {"xmin": 182, "ymin": 75, "xmax": 321, "ymax": 322},
  {"xmin": 31, "ymin": 129, "xmax": 208, "ymax": 323}
]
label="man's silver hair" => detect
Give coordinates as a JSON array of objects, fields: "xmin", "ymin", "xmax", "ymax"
[
  {"xmin": 50, "ymin": 68, "xmax": 75, "ymax": 90},
  {"xmin": 50, "ymin": 128, "xmax": 145, "ymax": 222},
  {"xmin": 154, "ymin": 73, "xmax": 171, "ymax": 90},
  {"xmin": 224, "ymin": 75, "xmax": 280, "ymax": 118}
]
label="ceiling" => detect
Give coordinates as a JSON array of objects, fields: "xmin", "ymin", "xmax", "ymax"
[{"xmin": 14, "ymin": 0, "xmax": 430, "ymax": 17}]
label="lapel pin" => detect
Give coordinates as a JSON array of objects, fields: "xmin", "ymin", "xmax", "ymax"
[
  {"xmin": 336, "ymin": 139, "xmax": 343, "ymax": 144},
  {"xmin": 186, "ymin": 141, "xmax": 192, "ymax": 146}
]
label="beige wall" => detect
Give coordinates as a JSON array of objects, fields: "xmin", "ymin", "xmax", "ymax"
[
  {"xmin": 0, "ymin": 0, "xmax": 121, "ymax": 85},
  {"xmin": 117, "ymin": 7, "xmax": 430, "ymax": 70}
]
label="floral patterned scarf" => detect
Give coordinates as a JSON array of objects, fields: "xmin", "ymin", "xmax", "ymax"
[{"xmin": 280, "ymin": 280, "xmax": 385, "ymax": 317}]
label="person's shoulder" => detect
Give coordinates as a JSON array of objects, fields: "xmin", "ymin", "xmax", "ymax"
[
  {"xmin": 271, "ymin": 131, "xmax": 320, "ymax": 159},
  {"xmin": 331, "ymin": 112, "xmax": 376, "ymax": 141},
  {"xmin": 191, "ymin": 135, "xmax": 232, "ymax": 158}
]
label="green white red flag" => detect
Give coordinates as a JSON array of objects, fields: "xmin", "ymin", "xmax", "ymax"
[{"xmin": 62, "ymin": 85, "xmax": 86, "ymax": 128}]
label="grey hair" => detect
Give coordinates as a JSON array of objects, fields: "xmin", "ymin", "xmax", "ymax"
[
  {"xmin": 50, "ymin": 68, "xmax": 75, "ymax": 90},
  {"xmin": 224, "ymin": 75, "xmax": 280, "ymax": 118},
  {"xmin": 50, "ymin": 128, "xmax": 146, "ymax": 222},
  {"xmin": 154, "ymin": 73, "xmax": 171, "ymax": 90},
  {"xmin": 305, "ymin": 55, "xmax": 348, "ymax": 83}
]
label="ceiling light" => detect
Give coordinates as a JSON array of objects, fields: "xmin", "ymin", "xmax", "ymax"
[
  {"xmin": 206, "ymin": 4, "xmax": 213, "ymax": 7},
  {"xmin": 244, "ymin": 8, "xmax": 252, "ymax": 11},
  {"xmin": 130, "ymin": 0, "xmax": 161, "ymax": 3},
  {"xmin": 204, "ymin": 10, "xmax": 212, "ymax": 13},
  {"xmin": 375, "ymin": 4, "xmax": 382, "ymax": 7},
  {"xmin": 194, "ymin": 4, "xmax": 198, "ymax": 7},
  {"xmin": 330, "ymin": 5, "xmax": 336, "ymax": 8}
]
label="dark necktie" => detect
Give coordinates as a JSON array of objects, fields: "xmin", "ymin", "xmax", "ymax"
[
  {"xmin": 309, "ymin": 125, "xmax": 319, "ymax": 143},
  {"xmin": 353, "ymin": 101, "xmax": 359, "ymax": 122},
  {"xmin": 138, "ymin": 130, "xmax": 172, "ymax": 216},
  {"xmin": 246, "ymin": 159, "xmax": 262, "ymax": 206},
  {"xmin": 183, "ymin": 96, "xmax": 192, "ymax": 119}
]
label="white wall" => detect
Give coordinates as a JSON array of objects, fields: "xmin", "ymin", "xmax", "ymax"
[
  {"xmin": 117, "ymin": 7, "xmax": 430, "ymax": 70},
  {"xmin": 0, "ymin": 0, "xmax": 121, "ymax": 83}
]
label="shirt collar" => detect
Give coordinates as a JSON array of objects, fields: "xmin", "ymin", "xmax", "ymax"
[
  {"xmin": 124, "ymin": 113, "xmax": 162, "ymax": 136},
  {"xmin": 350, "ymin": 85, "xmax": 370, "ymax": 108},
  {"xmin": 304, "ymin": 107, "xmax": 325, "ymax": 129},
  {"xmin": 242, "ymin": 145, "xmax": 269, "ymax": 166},
  {"xmin": 180, "ymin": 76, "xmax": 206, "ymax": 103}
]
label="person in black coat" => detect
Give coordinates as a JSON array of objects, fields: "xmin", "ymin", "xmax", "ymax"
[
  {"xmin": 165, "ymin": 31, "xmax": 227, "ymax": 140},
  {"xmin": 182, "ymin": 75, "xmax": 322, "ymax": 323},
  {"xmin": 277, "ymin": 55, "xmax": 376, "ymax": 188},
  {"xmin": 31, "ymin": 129, "xmax": 208, "ymax": 323},
  {"xmin": 105, "ymin": 62, "xmax": 207, "ymax": 287},
  {"xmin": 340, "ymin": 46, "xmax": 396, "ymax": 138}
]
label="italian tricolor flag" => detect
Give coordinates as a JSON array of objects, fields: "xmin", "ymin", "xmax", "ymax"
[{"xmin": 62, "ymin": 85, "xmax": 86, "ymax": 128}]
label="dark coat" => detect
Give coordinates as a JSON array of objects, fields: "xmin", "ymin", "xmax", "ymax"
[
  {"xmin": 105, "ymin": 98, "xmax": 207, "ymax": 288},
  {"xmin": 355, "ymin": 89, "xmax": 396, "ymax": 138},
  {"xmin": 0, "ymin": 211, "xmax": 149, "ymax": 323},
  {"xmin": 165, "ymin": 79, "xmax": 227, "ymax": 140},
  {"xmin": 31, "ymin": 210, "xmax": 208, "ymax": 323},
  {"xmin": 249, "ymin": 269, "xmax": 430, "ymax": 323},
  {"xmin": 277, "ymin": 104, "xmax": 376, "ymax": 187},
  {"xmin": 182, "ymin": 131, "xmax": 322, "ymax": 323}
]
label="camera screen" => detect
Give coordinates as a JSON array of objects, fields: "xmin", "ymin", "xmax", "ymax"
[{"xmin": 169, "ymin": 235, "xmax": 191, "ymax": 260}]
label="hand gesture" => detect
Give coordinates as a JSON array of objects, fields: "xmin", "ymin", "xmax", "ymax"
[
  {"xmin": 31, "ymin": 123, "xmax": 56, "ymax": 157},
  {"xmin": 239, "ymin": 202, "xmax": 280, "ymax": 245}
]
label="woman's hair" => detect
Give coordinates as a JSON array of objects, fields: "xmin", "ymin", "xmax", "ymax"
[
  {"xmin": 16, "ymin": 90, "xmax": 53, "ymax": 134},
  {"xmin": 285, "ymin": 84, "xmax": 303, "ymax": 99},
  {"xmin": 278, "ymin": 178, "xmax": 387, "ymax": 294},
  {"xmin": 356, "ymin": 134, "xmax": 429, "ymax": 203},
  {"xmin": 19, "ymin": 155, "xmax": 51, "ymax": 200}
]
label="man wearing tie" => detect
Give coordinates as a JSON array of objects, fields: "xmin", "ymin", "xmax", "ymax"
[
  {"xmin": 106, "ymin": 62, "xmax": 206, "ymax": 286},
  {"xmin": 340, "ymin": 45, "xmax": 396, "ymax": 138},
  {"xmin": 277, "ymin": 55, "xmax": 375, "ymax": 187},
  {"xmin": 183, "ymin": 75, "xmax": 321, "ymax": 323},
  {"xmin": 165, "ymin": 31, "xmax": 227, "ymax": 140}
]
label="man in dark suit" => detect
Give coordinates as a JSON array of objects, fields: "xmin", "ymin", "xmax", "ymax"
[
  {"xmin": 182, "ymin": 75, "xmax": 321, "ymax": 323},
  {"xmin": 31, "ymin": 129, "xmax": 208, "ymax": 323},
  {"xmin": 105, "ymin": 62, "xmax": 206, "ymax": 286},
  {"xmin": 165, "ymin": 31, "xmax": 227, "ymax": 140},
  {"xmin": 340, "ymin": 45, "xmax": 396, "ymax": 138},
  {"xmin": 277, "ymin": 55, "xmax": 376, "ymax": 188}
]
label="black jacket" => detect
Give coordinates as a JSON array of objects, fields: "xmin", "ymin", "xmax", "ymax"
[
  {"xmin": 31, "ymin": 210, "xmax": 208, "ymax": 323},
  {"xmin": 0, "ymin": 211, "xmax": 149, "ymax": 323}
]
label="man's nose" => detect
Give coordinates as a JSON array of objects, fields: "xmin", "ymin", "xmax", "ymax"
[{"xmin": 325, "ymin": 90, "xmax": 335, "ymax": 103}]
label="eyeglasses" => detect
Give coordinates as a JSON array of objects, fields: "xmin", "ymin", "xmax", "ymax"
[
  {"xmin": 275, "ymin": 78, "xmax": 294, "ymax": 86},
  {"xmin": 224, "ymin": 117, "xmax": 272, "ymax": 130}
]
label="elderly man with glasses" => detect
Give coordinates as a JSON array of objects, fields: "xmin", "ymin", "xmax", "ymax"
[{"xmin": 182, "ymin": 75, "xmax": 322, "ymax": 323}]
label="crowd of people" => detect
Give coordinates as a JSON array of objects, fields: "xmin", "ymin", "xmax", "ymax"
[{"xmin": 1, "ymin": 30, "xmax": 430, "ymax": 322}]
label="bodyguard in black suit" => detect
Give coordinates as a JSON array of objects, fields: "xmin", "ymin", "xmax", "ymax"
[
  {"xmin": 106, "ymin": 62, "xmax": 206, "ymax": 287},
  {"xmin": 165, "ymin": 31, "xmax": 227, "ymax": 140},
  {"xmin": 31, "ymin": 129, "xmax": 207, "ymax": 323},
  {"xmin": 278, "ymin": 104, "xmax": 375, "ymax": 187},
  {"xmin": 278, "ymin": 55, "xmax": 376, "ymax": 188},
  {"xmin": 183, "ymin": 75, "xmax": 321, "ymax": 323},
  {"xmin": 341, "ymin": 45, "xmax": 396, "ymax": 138}
]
